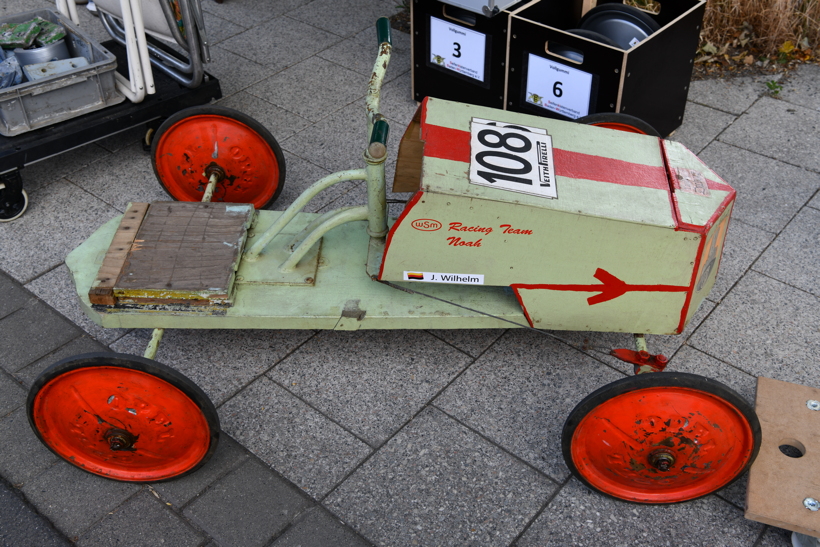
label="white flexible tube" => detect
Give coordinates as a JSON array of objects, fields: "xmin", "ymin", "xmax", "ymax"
[{"xmin": 116, "ymin": 0, "xmax": 146, "ymax": 102}]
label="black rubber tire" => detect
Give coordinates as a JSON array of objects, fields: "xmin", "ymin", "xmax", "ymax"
[
  {"xmin": 0, "ymin": 188, "xmax": 28, "ymax": 222},
  {"xmin": 562, "ymin": 372, "xmax": 761, "ymax": 504},
  {"xmin": 576, "ymin": 112, "xmax": 662, "ymax": 137},
  {"xmin": 27, "ymin": 352, "xmax": 220, "ymax": 482},
  {"xmin": 151, "ymin": 105, "xmax": 286, "ymax": 209}
]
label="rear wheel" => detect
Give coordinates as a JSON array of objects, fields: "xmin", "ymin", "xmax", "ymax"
[
  {"xmin": 562, "ymin": 372, "xmax": 760, "ymax": 503},
  {"xmin": 152, "ymin": 106, "xmax": 286, "ymax": 209},
  {"xmin": 576, "ymin": 112, "xmax": 661, "ymax": 137},
  {"xmin": 27, "ymin": 352, "xmax": 219, "ymax": 482}
]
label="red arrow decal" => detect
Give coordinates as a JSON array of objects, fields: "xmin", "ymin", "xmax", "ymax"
[{"xmin": 512, "ymin": 268, "xmax": 690, "ymax": 305}]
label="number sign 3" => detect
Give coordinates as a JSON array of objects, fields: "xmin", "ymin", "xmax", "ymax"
[
  {"xmin": 468, "ymin": 119, "xmax": 557, "ymax": 199},
  {"xmin": 429, "ymin": 16, "xmax": 487, "ymax": 82}
]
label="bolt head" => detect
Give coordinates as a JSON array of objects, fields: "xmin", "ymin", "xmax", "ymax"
[
  {"xmin": 804, "ymin": 498, "xmax": 820, "ymax": 511},
  {"xmin": 807, "ymin": 400, "xmax": 820, "ymax": 411}
]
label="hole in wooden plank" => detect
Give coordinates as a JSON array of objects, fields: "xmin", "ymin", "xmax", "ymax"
[{"xmin": 779, "ymin": 439, "xmax": 806, "ymax": 458}]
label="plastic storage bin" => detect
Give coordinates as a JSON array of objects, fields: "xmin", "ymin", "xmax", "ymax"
[
  {"xmin": 0, "ymin": 9, "xmax": 124, "ymax": 137},
  {"xmin": 505, "ymin": 0, "xmax": 705, "ymax": 137}
]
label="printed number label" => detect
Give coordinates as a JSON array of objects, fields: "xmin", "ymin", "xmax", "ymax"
[
  {"xmin": 429, "ymin": 16, "xmax": 487, "ymax": 82},
  {"xmin": 469, "ymin": 120, "xmax": 557, "ymax": 199},
  {"xmin": 524, "ymin": 54, "xmax": 593, "ymax": 119}
]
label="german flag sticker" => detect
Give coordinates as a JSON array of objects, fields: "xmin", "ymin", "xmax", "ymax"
[{"xmin": 406, "ymin": 272, "xmax": 424, "ymax": 280}]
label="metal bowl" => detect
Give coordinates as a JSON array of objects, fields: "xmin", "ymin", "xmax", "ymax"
[
  {"xmin": 13, "ymin": 40, "xmax": 70, "ymax": 66},
  {"xmin": 579, "ymin": 4, "xmax": 660, "ymax": 50}
]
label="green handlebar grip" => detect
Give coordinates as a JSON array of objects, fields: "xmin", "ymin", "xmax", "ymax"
[
  {"xmin": 370, "ymin": 119, "xmax": 390, "ymax": 147},
  {"xmin": 376, "ymin": 17, "xmax": 392, "ymax": 46}
]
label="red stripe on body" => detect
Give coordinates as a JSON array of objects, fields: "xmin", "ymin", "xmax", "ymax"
[
  {"xmin": 378, "ymin": 190, "xmax": 424, "ymax": 280},
  {"xmin": 421, "ymin": 123, "xmax": 670, "ymax": 191}
]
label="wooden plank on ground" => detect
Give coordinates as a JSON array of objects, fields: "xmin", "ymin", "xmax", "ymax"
[
  {"xmin": 746, "ymin": 376, "xmax": 820, "ymax": 537},
  {"xmin": 88, "ymin": 202, "xmax": 149, "ymax": 305}
]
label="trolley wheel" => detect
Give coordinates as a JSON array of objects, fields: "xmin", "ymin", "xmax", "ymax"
[
  {"xmin": 0, "ymin": 188, "xmax": 28, "ymax": 222},
  {"xmin": 151, "ymin": 106, "xmax": 286, "ymax": 209},
  {"xmin": 562, "ymin": 372, "xmax": 760, "ymax": 504},
  {"xmin": 576, "ymin": 112, "xmax": 661, "ymax": 137},
  {"xmin": 27, "ymin": 352, "xmax": 220, "ymax": 482}
]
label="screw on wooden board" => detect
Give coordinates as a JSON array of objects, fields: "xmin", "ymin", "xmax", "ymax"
[
  {"xmin": 804, "ymin": 498, "xmax": 819, "ymax": 511},
  {"xmin": 807, "ymin": 400, "xmax": 820, "ymax": 411}
]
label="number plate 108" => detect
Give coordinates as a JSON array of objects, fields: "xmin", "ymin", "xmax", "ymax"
[{"xmin": 468, "ymin": 119, "xmax": 557, "ymax": 199}]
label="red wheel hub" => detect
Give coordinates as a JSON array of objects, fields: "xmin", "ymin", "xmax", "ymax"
[
  {"xmin": 569, "ymin": 386, "xmax": 756, "ymax": 503},
  {"xmin": 30, "ymin": 366, "xmax": 212, "ymax": 481},
  {"xmin": 154, "ymin": 114, "xmax": 281, "ymax": 208}
]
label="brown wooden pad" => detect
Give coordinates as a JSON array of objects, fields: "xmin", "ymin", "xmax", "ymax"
[
  {"xmin": 392, "ymin": 103, "xmax": 423, "ymax": 193},
  {"xmin": 90, "ymin": 202, "xmax": 253, "ymax": 306},
  {"xmin": 746, "ymin": 376, "xmax": 820, "ymax": 538}
]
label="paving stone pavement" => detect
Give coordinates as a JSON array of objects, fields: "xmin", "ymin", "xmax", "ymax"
[{"xmin": 1, "ymin": 0, "xmax": 819, "ymax": 545}]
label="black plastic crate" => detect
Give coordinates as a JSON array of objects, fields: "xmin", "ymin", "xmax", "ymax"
[
  {"xmin": 505, "ymin": 0, "xmax": 705, "ymax": 136},
  {"xmin": 410, "ymin": 0, "xmax": 530, "ymax": 109}
]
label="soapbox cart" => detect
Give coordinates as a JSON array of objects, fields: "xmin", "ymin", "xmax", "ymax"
[{"xmin": 26, "ymin": 19, "xmax": 760, "ymax": 505}]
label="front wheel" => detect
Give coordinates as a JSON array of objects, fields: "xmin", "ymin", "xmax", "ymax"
[
  {"xmin": 27, "ymin": 352, "xmax": 220, "ymax": 482},
  {"xmin": 152, "ymin": 106, "xmax": 286, "ymax": 209},
  {"xmin": 562, "ymin": 372, "xmax": 760, "ymax": 504}
]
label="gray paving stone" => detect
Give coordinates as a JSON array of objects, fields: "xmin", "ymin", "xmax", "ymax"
[
  {"xmin": 754, "ymin": 206, "xmax": 820, "ymax": 297},
  {"xmin": 203, "ymin": 44, "xmax": 278, "ymax": 97},
  {"xmin": 0, "ymin": 407, "xmax": 59, "ymax": 487},
  {"xmin": 708, "ymin": 218, "xmax": 774, "ymax": 302},
  {"xmin": 0, "ymin": 300, "xmax": 82, "ymax": 373},
  {"xmin": 811, "ymin": 190, "xmax": 820, "ymax": 210},
  {"xmin": 0, "ymin": 479, "xmax": 70, "ymax": 547},
  {"xmin": 671, "ymin": 345, "xmax": 758, "ymax": 406},
  {"xmin": 247, "ymin": 56, "xmax": 365, "ymax": 123},
  {"xmin": 67, "ymin": 142, "xmax": 168, "ymax": 212},
  {"xmin": 317, "ymin": 24, "xmax": 412, "ymax": 82},
  {"xmin": 779, "ymin": 64, "xmax": 820, "ymax": 112},
  {"xmin": 76, "ymin": 490, "xmax": 203, "ymax": 547},
  {"xmin": 281, "ymin": 102, "xmax": 368, "ymax": 173},
  {"xmin": 326, "ymin": 406, "xmax": 556, "ymax": 547},
  {"xmin": 202, "ymin": 0, "xmax": 310, "ymax": 27},
  {"xmin": 219, "ymin": 16, "xmax": 341, "ymax": 71},
  {"xmin": 435, "ymin": 330, "xmax": 624, "ymax": 481},
  {"xmin": 426, "ymin": 328, "xmax": 507, "ymax": 358},
  {"xmin": 21, "ymin": 463, "xmax": 140, "ymax": 538},
  {"xmin": 689, "ymin": 271, "xmax": 820, "ymax": 387},
  {"xmin": 202, "ymin": 11, "xmax": 246, "ymax": 45},
  {"xmin": 0, "ymin": 181, "xmax": 122, "ymax": 282},
  {"xmin": 688, "ymin": 73, "xmax": 781, "ymax": 115},
  {"xmin": 288, "ymin": 0, "xmax": 399, "ymax": 38},
  {"xmin": 219, "ymin": 377, "xmax": 371, "ymax": 498},
  {"xmin": 267, "ymin": 330, "xmax": 472, "ymax": 445},
  {"xmin": 0, "ymin": 371, "xmax": 25, "ymax": 418},
  {"xmin": 758, "ymin": 525, "xmax": 794, "ymax": 546},
  {"xmin": 111, "ymin": 327, "xmax": 313, "ymax": 406},
  {"xmin": 152, "ymin": 434, "xmax": 249, "ymax": 508},
  {"xmin": 0, "ymin": 271, "xmax": 32, "ymax": 320},
  {"xmin": 274, "ymin": 152, "xmax": 359, "ymax": 214},
  {"xmin": 20, "ymin": 144, "xmax": 108, "ymax": 194},
  {"xmin": 553, "ymin": 297, "xmax": 715, "ymax": 375},
  {"xmin": 13, "ymin": 336, "xmax": 109, "ymax": 389},
  {"xmin": 183, "ymin": 458, "xmax": 311, "ymax": 547},
  {"xmin": 517, "ymin": 478, "xmax": 764, "ymax": 547},
  {"xmin": 26, "ymin": 264, "xmax": 128, "ymax": 344},
  {"xmin": 271, "ymin": 506, "xmax": 372, "ymax": 547},
  {"xmin": 217, "ymin": 91, "xmax": 312, "ymax": 143},
  {"xmin": 698, "ymin": 141, "xmax": 820, "ymax": 233},
  {"xmin": 670, "ymin": 102, "xmax": 736, "ymax": 155},
  {"xmin": 719, "ymin": 96, "xmax": 820, "ymax": 172}
]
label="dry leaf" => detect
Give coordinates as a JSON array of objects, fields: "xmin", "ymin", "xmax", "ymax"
[
  {"xmin": 779, "ymin": 40, "xmax": 795, "ymax": 54},
  {"xmin": 744, "ymin": 55, "xmax": 754, "ymax": 65}
]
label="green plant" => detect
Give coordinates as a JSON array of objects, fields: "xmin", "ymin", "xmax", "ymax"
[{"xmin": 766, "ymin": 80, "xmax": 783, "ymax": 95}]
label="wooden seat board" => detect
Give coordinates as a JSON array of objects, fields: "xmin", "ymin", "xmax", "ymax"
[{"xmin": 106, "ymin": 201, "xmax": 253, "ymax": 305}]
